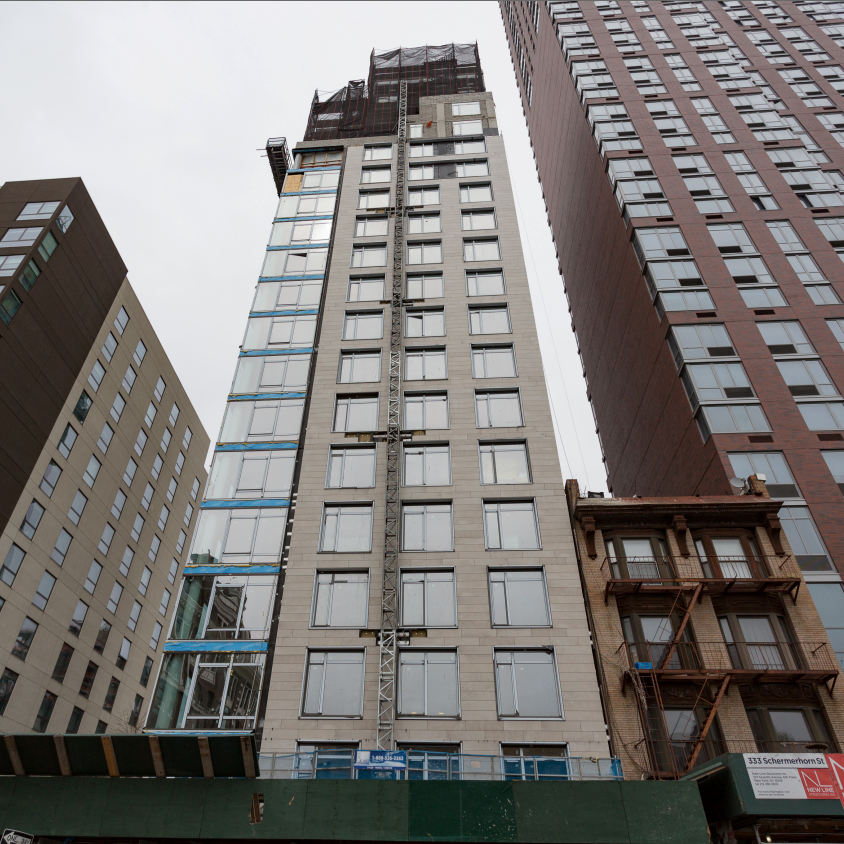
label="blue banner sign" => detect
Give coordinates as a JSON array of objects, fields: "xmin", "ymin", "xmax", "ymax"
[{"xmin": 354, "ymin": 750, "xmax": 407, "ymax": 770}]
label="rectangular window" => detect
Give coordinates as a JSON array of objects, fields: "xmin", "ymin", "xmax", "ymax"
[
  {"xmin": 302, "ymin": 650, "xmax": 365, "ymax": 717},
  {"xmin": 453, "ymin": 101, "xmax": 481, "ymax": 116},
  {"xmin": 777, "ymin": 360, "xmax": 838, "ymax": 397},
  {"xmin": 363, "ymin": 145, "xmax": 392, "ymax": 160},
  {"xmin": 326, "ymin": 446, "xmax": 376, "ymax": 488},
  {"xmin": 319, "ymin": 505, "xmax": 373, "ymax": 552},
  {"xmin": 698, "ymin": 404, "xmax": 771, "ymax": 435},
  {"xmin": 21, "ymin": 499, "xmax": 45, "ymax": 537},
  {"xmin": 69, "ymin": 600, "xmax": 88, "ymax": 636},
  {"xmin": 18, "ymin": 200, "xmax": 60, "ymax": 220},
  {"xmin": 403, "ymin": 392, "xmax": 449, "ymax": 429},
  {"xmin": 358, "ymin": 190, "xmax": 390, "ymax": 210},
  {"xmin": 114, "ymin": 306, "xmax": 129, "ymax": 335},
  {"xmin": 407, "ymin": 241, "xmax": 443, "ymax": 265},
  {"xmin": 728, "ymin": 452, "xmax": 799, "ymax": 498},
  {"xmin": 405, "ymin": 309, "xmax": 445, "ymax": 338},
  {"xmin": 350, "ymin": 243, "xmax": 387, "ymax": 268},
  {"xmin": 407, "ymin": 273, "xmax": 444, "ymax": 299},
  {"xmin": 51, "ymin": 529, "xmax": 72, "ymax": 566},
  {"xmin": 333, "ymin": 395, "xmax": 378, "ymax": 432},
  {"xmin": 0, "ymin": 669, "xmax": 18, "ymax": 715},
  {"xmin": 160, "ymin": 428, "xmax": 172, "ymax": 453},
  {"xmin": 484, "ymin": 500, "xmax": 540, "ymax": 550},
  {"xmin": 97, "ymin": 422, "xmax": 114, "ymax": 454},
  {"xmin": 67, "ymin": 706, "xmax": 83, "ymax": 734},
  {"xmin": 0, "ymin": 544, "xmax": 24, "ymax": 586},
  {"xmin": 348, "ymin": 275, "xmax": 385, "ymax": 301},
  {"xmin": 33, "ymin": 691, "xmax": 57, "ymax": 732},
  {"xmin": 58, "ymin": 423, "xmax": 77, "ymax": 458},
  {"xmin": 494, "ymin": 649, "xmax": 562, "ymax": 717},
  {"xmin": 103, "ymin": 677, "xmax": 120, "ymax": 712},
  {"xmin": 342, "ymin": 311, "xmax": 383, "ymax": 340},
  {"xmin": 158, "ymin": 588, "xmax": 171, "ymax": 616},
  {"xmin": 144, "ymin": 402, "xmax": 157, "ymax": 428},
  {"xmin": 39, "ymin": 460, "xmax": 62, "ymax": 497},
  {"xmin": 52, "ymin": 643, "xmax": 74, "ymax": 682},
  {"xmin": 122, "ymin": 365, "xmax": 136, "ymax": 393},
  {"xmin": 0, "ymin": 254, "xmax": 25, "ymax": 277},
  {"xmin": 464, "ymin": 238, "xmax": 501, "ymax": 261},
  {"xmin": 134, "ymin": 429, "xmax": 147, "ymax": 457},
  {"xmin": 129, "ymin": 601, "xmax": 142, "ymax": 632},
  {"xmin": 149, "ymin": 621, "xmax": 162, "ymax": 650},
  {"xmin": 110, "ymin": 393, "xmax": 126, "ymax": 423},
  {"xmin": 398, "ymin": 650, "xmax": 459, "ymax": 716},
  {"xmin": 469, "ymin": 306, "xmax": 510, "ymax": 335},
  {"xmin": 107, "ymin": 582, "xmax": 124, "ymax": 614},
  {"xmin": 479, "ymin": 442, "xmax": 530, "ymax": 484},
  {"xmin": 88, "ymin": 361, "xmax": 106, "ymax": 392},
  {"xmin": 408, "ymin": 213, "xmax": 441, "ymax": 234},
  {"xmin": 123, "ymin": 457, "xmax": 138, "ymax": 487},
  {"xmin": 154, "ymin": 377, "xmax": 166, "ymax": 402},
  {"xmin": 84, "ymin": 560, "xmax": 102, "ymax": 594},
  {"xmin": 83, "ymin": 455, "xmax": 101, "ymax": 487},
  {"xmin": 460, "ymin": 183, "xmax": 493, "ymax": 203},
  {"xmin": 67, "ymin": 491, "xmax": 87, "ymax": 526},
  {"xmin": 462, "ymin": 210, "xmax": 496, "ymax": 231},
  {"xmin": 403, "ymin": 444, "xmax": 450, "ymax": 486},
  {"xmin": 338, "ymin": 350, "xmax": 380, "ymax": 383},
  {"xmin": 131, "ymin": 514, "xmax": 145, "ymax": 542},
  {"xmin": 12, "ymin": 617, "xmax": 38, "ymax": 660},
  {"xmin": 407, "ymin": 187, "xmax": 440, "ymax": 206},
  {"xmin": 401, "ymin": 503, "xmax": 453, "ymax": 551},
  {"xmin": 120, "ymin": 546, "xmax": 134, "ymax": 577},
  {"xmin": 797, "ymin": 402, "xmax": 844, "ymax": 431},
  {"xmin": 405, "ymin": 346, "xmax": 447, "ymax": 383},
  {"xmin": 98, "ymin": 523, "xmax": 115, "ymax": 555},
  {"xmin": 400, "ymin": 570, "xmax": 456, "ymax": 627},
  {"xmin": 33, "ymin": 570, "xmax": 56, "ymax": 611},
  {"xmin": 79, "ymin": 661, "xmax": 98, "ymax": 698},
  {"xmin": 467, "ymin": 269, "xmax": 505, "ymax": 296},
  {"xmin": 490, "ymin": 568, "xmax": 551, "ymax": 626},
  {"xmin": 74, "ymin": 391, "xmax": 93, "ymax": 423},
  {"xmin": 452, "ymin": 119, "xmax": 483, "ymax": 136},
  {"xmin": 475, "ymin": 390, "xmax": 523, "ymax": 428},
  {"xmin": 312, "ymin": 572, "xmax": 369, "ymax": 627}
]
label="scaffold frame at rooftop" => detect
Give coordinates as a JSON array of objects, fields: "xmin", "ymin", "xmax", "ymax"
[{"xmin": 304, "ymin": 44, "xmax": 485, "ymax": 140}]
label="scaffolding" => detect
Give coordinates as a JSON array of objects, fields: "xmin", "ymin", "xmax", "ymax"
[
  {"xmin": 376, "ymin": 79, "xmax": 408, "ymax": 752},
  {"xmin": 304, "ymin": 44, "xmax": 485, "ymax": 141}
]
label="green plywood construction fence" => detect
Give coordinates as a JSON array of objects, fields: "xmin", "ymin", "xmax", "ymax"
[{"xmin": 0, "ymin": 777, "xmax": 709, "ymax": 843}]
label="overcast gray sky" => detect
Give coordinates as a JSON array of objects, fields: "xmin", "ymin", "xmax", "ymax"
[{"xmin": 1, "ymin": 0, "xmax": 607, "ymax": 491}]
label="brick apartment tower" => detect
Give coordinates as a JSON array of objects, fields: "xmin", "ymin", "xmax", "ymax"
[
  {"xmin": 147, "ymin": 44, "xmax": 614, "ymax": 777},
  {"xmin": 501, "ymin": 0, "xmax": 844, "ymax": 662},
  {"xmin": 0, "ymin": 178, "xmax": 209, "ymax": 733}
]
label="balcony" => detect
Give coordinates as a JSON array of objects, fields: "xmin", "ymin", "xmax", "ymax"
[
  {"xmin": 602, "ymin": 554, "xmax": 802, "ymax": 602},
  {"xmin": 624, "ymin": 640, "xmax": 838, "ymax": 689},
  {"xmin": 258, "ymin": 751, "xmax": 623, "ymax": 782}
]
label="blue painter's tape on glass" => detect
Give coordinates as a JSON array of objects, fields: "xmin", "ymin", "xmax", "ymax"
[
  {"xmin": 239, "ymin": 348, "xmax": 313, "ymax": 357},
  {"xmin": 215, "ymin": 442, "xmax": 298, "ymax": 452},
  {"xmin": 163, "ymin": 640, "xmax": 269, "ymax": 653},
  {"xmin": 248, "ymin": 309, "xmax": 319, "ymax": 318},
  {"xmin": 227, "ymin": 392, "xmax": 306, "ymax": 402},
  {"xmin": 258, "ymin": 274, "xmax": 324, "ymax": 283},
  {"xmin": 184, "ymin": 564, "xmax": 282, "ymax": 575},
  {"xmin": 201, "ymin": 498, "xmax": 290, "ymax": 509}
]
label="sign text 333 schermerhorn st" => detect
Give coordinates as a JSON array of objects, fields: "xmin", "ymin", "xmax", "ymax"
[{"xmin": 744, "ymin": 753, "xmax": 844, "ymax": 804}]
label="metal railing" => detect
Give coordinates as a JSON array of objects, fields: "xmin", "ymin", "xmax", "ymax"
[
  {"xmin": 257, "ymin": 751, "xmax": 623, "ymax": 782},
  {"xmin": 603, "ymin": 554, "xmax": 802, "ymax": 583},
  {"xmin": 625, "ymin": 640, "xmax": 838, "ymax": 676}
]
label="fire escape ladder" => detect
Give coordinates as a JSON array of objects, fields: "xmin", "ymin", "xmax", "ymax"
[
  {"xmin": 661, "ymin": 583, "xmax": 702, "ymax": 669},
  {"xmin": 377, "ymin": 79, "xmax": 407, "ymax": 752},
  {"xmin": 683, "ymin": 675, "xmax": 731, "ymax": 774}
]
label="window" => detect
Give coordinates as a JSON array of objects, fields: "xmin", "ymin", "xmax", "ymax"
[
  {"xmin": 0, "ymin": 544, "xmax": 24, "ymax": 586},
  {"xmin": 83, "ymin": 455, "xmax": 101, "ymax": 487},
  {"xmin": 144, "ymin": 402, "xmax": 157, "ymax": 428},
  {"xmin": 12, "ymin": 617, "xmax": 38, "ymax": 660},
  {"xmin": 97, "ymin": 422, "xmax": 114, "ymax": 454},
  {"xmin": 39, "ymin": 460, "xmax": 62, "ymax": 497},
  {"xmin": 333, "ymin": 394, "xmax": 378, "ymax": 432},
  {"xmin": 777, "ymin": 359, "xmax": 838, "ymax": 397},
  {"xmin": 88, "ymin": 361, "xmax": 106, "ymax": 392},
  {"xmin": 302, "ymin": 650, "xmax": 365, "ymax": 717},
  {"xmin": 3, "ymin": 226, "xmax": 45, "ymax": 247},
  {"xmin": 18, "ymin": 200, "xmax": 60, "ymax": 219},
  {"xmin": 79, "ymin": 661, "xmax": 98, "ymax": 698},
  {"xmin": 95, "ymin": 720, "xmax": 106, "ymax": 734},
  {"xmin": 462, "ymin": 210, "xmax": 496, "ymax": 231},
  {"xmin": 403, "ymin": 444, "xmax": 450, "ymax": 486},
  {"xmin": 149, "ymin": 621, "xmax": 162, "ymax": 649},
  {"xmin": 110, "ymin": 393, "xmax": 126, "ymax": 423},
  {"xmin": 128, "ymin": 694, "xmax": 143, "ymax": 727},
  {"xmin": 158, "ymin": 588, "xmax": 171, "ymax": 616},
  {"xmin": 475, "ymin": 390, "xmax": 523, "ymax": 427},
  {"xmin": 494, "ymin": 650, "xmax": 562, "ymax": 718},
  {"xmin": 33, "ymin": 691, "xmax": 57, "ymax": 733},
  {"xmin": 453, "ymin": 119, "xmax": 483, "ymax": 136},
  {"xmin": 184, "ymin": 502, "xmax": 194, "ymax": 527},
  {"xmin": 757, "ymin": 321, "xmax": 814, "ymax": 356},
  {"xmin": 134, "ymin": 429, "xmax": 147, "ymax": 457},
  {"xmin": 166, "ymin": 477, "xmax": 177, "ymax": 503},
  {"xmin": 58, "ymin": 423, "xmax": 77, "ymax": 458},
  {"xmin": 169, "ymin": 402, "xmax": 180, "ymax": 426},
  {"xmin": 21, "ymin": 499, "xmax": 45, "ymax": 537},
  {"xmin": 358, "ymin": 190, "xmax": 390, "ymax": 210},
  {"xmin": 107, "ymin": 582, "xmax": 124, "ymax": 614},
  {"xmin": 66, "ymin": 707, "xmax": 83, "ymax": 734},
  {"xmin": 408, "ymin": 213, "xmax": 441, "ymax": 234},
  {"xmin": 84, "ymin": 560, "xmax": 102, "ymax": 594},
  {"xmin": 140, "ymin": 655, "xmax": 153, "ymax": 686},
  {"xmin": 748, "ymin": 708, "xmax": 834, "ymax": 753},
  {"xmin": 150, "ymin": 535, "xmax": 161, "ymax": 564},
  {"xmin": 123, "ymin": 457, "xmax": 138, "ymax": 487},
  {"xmin": 467, "ymin": 269, "xmax": 505, "ymax": 296},
  {"xmin": 822, "ymin": 451, "xmax": 844, "ymax": 494},
  {"xmin": 94, "ymin": 620, "xmax": 111, "ymax": 653},
  {"xmin": 460, "ymin": 183, "xmax": 493, "ymax": 203},
  {"xmin": 0, "ymin": 254, "xmax": 24, "ymax": 277},
  {"xmin": 342, "ymin": 310, "xmax": 383, "ymax": 339},
  {"xmin": 319, "ymin": 505, "xmax": 373, "ymax": 552},
  {"xmin": 338, "ymin": 350, "xmax": 380, "ymax": 383},
  {"xmin": 0, "ymin": 669, "xmax": 18, "ymax": 716},
  {"xmin": 489, "ymin": 569, "xmax": 550, "ymax": 626},
  {"xmin": 407, "ymin": 187, "xmax": 440, "ymax": 206},
  {"xmin": 464, "ymin": 238, "xmax": 501, "ymax": 261},
  {"xmin": 51, "ymin": 529, "xmax": 72, "ymax": 566},
  {"xmin": 779, "ymin": 505, "xmax": 831, "ymax": 571},
  {"xmin": 360, "ymin": 166, "xmax": 391, "ymax": 184},
  {"xmin": 807, "ymin": 583, "xmax": 844, "ymax": 667},
  {"xmin": 190, "ymin": 477, "xmax": 199, "ymax": 501},
  {"xmin": 33, "ymin": 571, "xmax": 56, "ymax": 611},
  {"xmin": 176, "ymin": 530, "xmax": 186, "ymax": 554},
  {"xmin": 326, "ymin": 446, "xmax": 376, "ymax": 488},
  {"xmin": 453, "ymin": 100, "xmax": 481, "ymax": 116},
  {"xmin": 407, "ymin": 241, "xmax": 442, "ymax": 264},
  {"xmin": 0, "ymin": 289, "xmax": 21, "ymax": 325},
  {"xmin": 797, "ymin": 402, "xmax": 844, "ymax": 431},
  {"xmin": 484, "ymin": 500, "xmax": 540, "ymax": 550},
  {"xmin": 469, "ymin": 305, "xmax": 510, "ymax": 334},
  {"xmin": 122, "ymin": 365, "xmax": 136, "ymax": 393},
  {"xmin": 682, "ymin": 362, "xmax": 754, "ymax": 405},
  {"xmin": 401, "ymin": 503, "xmax": 453, "ymax": 551},
  {"xmin": 728, "ymin": 452, "xmax": 799, "ymax": 498},
  {"xmin": 350, "ymin": 243, "xmax": 387, "ymax": 268},
  {"xmin": 363, "ymin": 145, "xmax": 392, "ymax": 160},
  {"xmin": 131, "ymin": 513, "xmax": 145, "ymax": 542},
  {"xmin": 403, "ymin": 392, "xmax": 449, "ymax": 429},
  {"xmin": 479, "ymin": 442, "xmax": 530, "ymax": 484},
  {"xmin": 98, "ymin": 523, "xmax": 115, "ymax": 555},
  {"xmin": 698, "ymin": 404, "xmax": 771, "ymax": 436},
  {"xmin": 52, "ymin": 643, "xmax": 74, "ymax": 682},
  {"xmin": 168, "ymin": 558, "xmax": 179, "ymax": 584},
  {"xmin": 400, "ymin": 570, "xmax": 456, "ymax": 626},
  {"xmin": 69, "ymin": 600, "xmax": 88, "ymax": 636},
  {"xmin": 407, "ymin": 273, "xmax": 444, "ymax": 299},
  {"xmin": 73, "ymin": 390, "xmax": 92, "ymax": 423},
  {"xmin": 398, "ymin": 650, "xmax": 459, "ymax": 716},
  {"xmin": 154, "ymin": 377, "xmax": 166, "ymax": 401},
  {"xmin": 104, "ymin": 677, "xmax": 120, "ymax": 712},
  {"xmin": 348, "ymin": 276, "xmax": 385, "ymax": 301},
  {"xmin": 114, "ymin": 306, "xmax": 129, "ymax": 335},
  {"xmin": 161, "ymin": 428, "xmax": 172, "ymax": 452},
  {"xmin": 129, "ymin": 601, "xmax": 142, "ymax": 633},
  {"xmin": 120, "ymin": 546, "xmax": 134, "ymax": 577},
  {"xmin": 312, "ymin": 572, "xmax": 369, "ymax": 627},
  {"xmin": 405, "ymin": 308, "xmax": 445, "ymax": 337}
]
